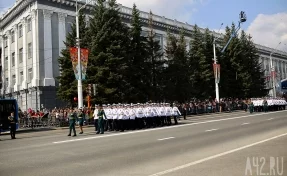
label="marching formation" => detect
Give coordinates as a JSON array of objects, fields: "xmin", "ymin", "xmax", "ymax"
[
  {"xmin": 93, "ymin": 103, "xmax": 182, "ymax": 133},
  {"xmin": 250, "ymin": 98, "xmax": 287, "ymax": 112}
]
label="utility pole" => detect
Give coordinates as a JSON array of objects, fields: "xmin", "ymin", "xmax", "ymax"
[{"xmin": 75, "ymin": 0, "xmax": 94, "ymax": 108}]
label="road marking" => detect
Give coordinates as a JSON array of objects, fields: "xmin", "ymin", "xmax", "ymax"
[
  {"xmin": 53, "ymin": 110, "xmax": 287, "ymax": 144},
  {"xmin": 205, "ymin": 129, "xmax": 218, "ymax": 132},
  {"xmin": 267, "ymin": 118, "xmax": 274, "ymax": 121},
  {"xmin": 158, "ymin": 137, "xmax": 175, "ymax": 141},
  {"xmin": 241, "ymin": 123, "xmax": 250, "ymax": 126},
  {"xmin": 148, "ymin": 132, "xmax": 287, "ymax": 176}
]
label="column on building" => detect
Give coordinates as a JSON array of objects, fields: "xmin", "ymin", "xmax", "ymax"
[
  {"xmin": 6, "ymin": 31, "xmax": 11, "ymax": 93},
  {"xmin": 58, "ymin": 13, "xmax": 67, "ymax": 81},
  {"xmin": 43, "ymin": 9, "xmax": 55, "ymax": 86},
  {"xmin": 13, "ymin": 24, "xmax": 19, "ymax": 92},
  {"xmin": 31, "ymin": 9, "xmax": 39, "ymax": 87},
  {"xmin": 1, "ymin": 36, "xmax": 4, "ymax": 95},
  {"xmin": 58, "ymin": 12, "xmax": 66, "ymax": 56},
  {"xmin": 21, "ymin": 17, "xmax": 27, "ymax": 90}
]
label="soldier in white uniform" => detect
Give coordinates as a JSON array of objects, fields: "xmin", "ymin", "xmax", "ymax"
[
  {"xmin": 112, "ymin": 104, "xmax": 119, "ymax": 131},
  {"xmin": 159, "ymin": 104, "xmax": 166, "ymax": 126},
  {"xmin": 172, "ymin": 103, "xmax": 181, "ymax": 125},
  {"xmin": 129, "ymin": 104, "xmax": 136, "ymax": 130},
  {"xmin": 123, "ymin": 105, "xmax": 130, "ymax": 130},
  {"xmin": 118, "ymin": 104, "xmax": 125, "ymax": 132},
  {"xmin": 105, "ymin": 104, "xmax": 113, "ymax": 131},
  {"xmin": 152, "ymin": 103, "xmax": 160, "ymax": 127},
  {"xmin": 145, "ymin": 103, "xmax": 153, "ymax": 128},
  {"xmin": 93, "ymin": 105, "xmax": 99, "ymax": 131},
  {"xmin": 135, "ymin": 103, "xmax": 144, "ymax": 129},
  {"xmin": 165, "ymin": 103, "xmax": 172, "ymax": 125}
]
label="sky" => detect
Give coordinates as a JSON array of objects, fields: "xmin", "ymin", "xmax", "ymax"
[{"xmin": 1, "ymin": 0, "xmax": 287, "ymax": 52}]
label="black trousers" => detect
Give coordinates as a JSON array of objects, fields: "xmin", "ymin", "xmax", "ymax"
[
  {"xmin": 118, "ymin": 120, "xmax": 124, "ymax": 132},
  {"xmin": 173, "ymin": 116, "xmax": 178, "ymax": 125},
  {"xmin": 94, "ymin": 119, "xmax": 98, "ymax": 131},
  {"xmin": 10, "ymin": 123, "xmax": 16, "ymax": 139}
]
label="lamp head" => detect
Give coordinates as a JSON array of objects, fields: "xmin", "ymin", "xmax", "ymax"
[{"xmin": 239, "ymin": 11, "xmax": 247, "ymax": 23}]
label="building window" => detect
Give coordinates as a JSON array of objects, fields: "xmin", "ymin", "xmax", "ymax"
[
  {"xmin": 28, "ymin": 43, "xmax": 32, "ymax": 59},
  {"xmin": 5, "ymin": 57, "xmax": 8, "ymax": 69},
  {"xmin": 19, "ymin": 48, "xmax": 23, "ymax": 63},
  {"xmin": 28, "ymin": 68, "xmax": 33, "ymax": 82},
  {"xmin": 12, "ymin": 52, "xmax": 15, "ymax": 66},
  {"xmin": 20, "ymin": 71, "xmax": 23, "ymax": 83},
  {"xmin": 27, "ymin": 18, "xmax": 32, "ymax": 32},
  {"xmin": 19, "ymin": 25, "xmax": 23, "ymax": 38},
  {"xmin": 12, "ymin": 75, "xmax": 16, "ymax": 86},
  {"xmin": 11, "ymin": 31, "xmax": 15, "ymax": 43}
]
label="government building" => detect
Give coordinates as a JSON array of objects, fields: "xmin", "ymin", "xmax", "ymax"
[{"xmin": 1, "ymin": 0, "xmax": 287, "ymax": 110}]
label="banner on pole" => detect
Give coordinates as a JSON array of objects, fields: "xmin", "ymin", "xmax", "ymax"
[
  {"xmin": 70, "ymin": 47, "xmax": 89, "ymax": 80},
  {"xmin": 213, "ymin": 64, "xmax": 220, "ymax": 83}
]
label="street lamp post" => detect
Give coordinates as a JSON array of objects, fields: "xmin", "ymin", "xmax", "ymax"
[
  {"xmin": 213, "ymin": 23, "xmax": 223, "ymax": 102},
  {"xmin": 270, "ymin": 42, "xmax": 282, "ymax": 98},
  {"xmin": 213, "ymin": 11, "xmax": 246, "ymax": 102},
  {"xmin": 75, "ymin": 0, "xmax": 94, "ymax": 108}
]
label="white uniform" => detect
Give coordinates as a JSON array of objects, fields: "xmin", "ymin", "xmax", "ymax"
[
  {"xmin": 129, "ymin": 108, "xmax": 136, "ymax": 120},
  {"xmin": 93, "ymin": 109, "xmax": 98, "ymax": 120},
  {"xmin": 136, "ymin": 107, "xmax": 144, "ymax": 118},
  {"xmin": 172, "ymin": 106, "xmax": 181, "ymax": 116}
]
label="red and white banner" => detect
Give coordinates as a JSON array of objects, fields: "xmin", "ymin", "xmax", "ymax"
[
  {"xmin": 70, "ymin": 47, "xmax": 89, "ymax": 80},
  {"xmin": 213, "ymin": 64, "xmax": 220, "ymax": 83}
]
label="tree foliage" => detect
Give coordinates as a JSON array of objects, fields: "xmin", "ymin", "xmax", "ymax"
[{"xmin": 57, "ymin": 0, "xmax": 267, "ymax": 105}]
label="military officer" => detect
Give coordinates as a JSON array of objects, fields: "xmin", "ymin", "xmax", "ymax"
[
  {"xmin": 93, "ymin": 105, "xmax": 99, "ymax": 131},
  {"xmin": 97, "ymin": 105, "xmax": 107, "ymax": 134},
  {"xmin": 8, "ymin": 112, "xmax": 17, "ymax": 139},
  {"xmin": 77, "ymin": 108, "xmax": 85, "ymax": 134},
  {"xmin": 67, "ymin": 108, "xmax": 77, "ymax": 137},
  {"xmin": 172, "ymin": 104, "xmax": 181, "ymax": 125}
]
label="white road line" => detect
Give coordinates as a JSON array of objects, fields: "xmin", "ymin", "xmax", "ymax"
[
  {"xmin": 53, "ymin": 110, "xmax": 287, "ymax": 144},
  {"xmin": 205, "ymin": 129, "xmax": 218, "ymax": 132},
  {"xmin": 158, "ymin": 137, "xmax": 175, "ymax": 141},
  {"xmin": 241, "ymin": 123, "xmax": 250, "ymax": 126},
  {"xmin": 267, "ymin": 118, "xmax": 274, "ymax": 120},
  {"xmin": 148, "ymin": 132, "xmax": 287, "ymax": 176}
]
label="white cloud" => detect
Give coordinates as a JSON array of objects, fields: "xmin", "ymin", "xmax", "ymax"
[
  {"xmin": 117, "ymin": 0, "xmax": 203, "ymax": 23},
  {"xmin": 246, "ymin": 12, "xmax": 287, "ymax": 52}
]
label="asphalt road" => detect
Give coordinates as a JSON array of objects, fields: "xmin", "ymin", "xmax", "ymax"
[{"xmin": 0, "ymin": 110, "xmax": 286, "ymax": 176}]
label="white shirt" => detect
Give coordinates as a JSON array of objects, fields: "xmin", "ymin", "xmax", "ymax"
[
  {"xmin": 129, "ymin": 108, "xmax": 136, "ymax": 120},
  {"xmin": 172, "ymin": 107, "xmax": 181, "ymax": 116},
  {"xmin": 93, "ymin": 109, "xmax": 98, "ymax": 120}
]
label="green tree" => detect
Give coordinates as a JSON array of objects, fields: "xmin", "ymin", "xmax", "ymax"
[
  {"xmin": 88, "ymin": 0, "xmax": 131, "ymax": 104},
  {"xmin": 188, "ymin": 24, "xmax": 205, "ymax": 99},
  {"xmin": 165, "ymin": 29, "xmax": 190, "ymax": 102},
  {"xmin": 146, "ymin": 11, "xmax": 165, "ymax": 102},
  {"xmin": 57, "ymin": 11, "xmax": 88, "ymax": 105},
  {"xmin": 239, "ymin": 32, "xmax": 267, "ymax": 97},
  {"xmin": 125, "ymin": 4, "xmax": 149, "ymax": 102}
]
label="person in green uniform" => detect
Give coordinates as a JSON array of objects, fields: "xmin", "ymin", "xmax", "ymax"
[
  {"xmin": 78, "ymin": 108, "xmax": 85, "ymax": 134},
  {"xmin": 97, "ymin": 105, "xmax": 107, "ymax": 134},
  {"xmin": 249, "ymin": 101, "xmax": 254, "ymax": 114},
  {"xmin": 8, "ymin": 112, "xmax": 17, "ymax": 139},
  {"xmin": 68, "ymin": 109, "xmax": 77, "ymax": 137},
  {"xmin": 263, "ymin": 99, "xmax": 268, "ymax": 113}
]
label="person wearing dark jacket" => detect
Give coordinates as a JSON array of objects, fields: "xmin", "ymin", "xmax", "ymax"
[{"xmin": 8, "ymin": 112, "xmax": 17, "ymax": 139}]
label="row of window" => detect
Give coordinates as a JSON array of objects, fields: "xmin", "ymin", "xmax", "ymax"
[
  {"xmin": 4, "ymin": 18, "xmax": 32, "ymax": 47},
  {"xmin": 8, "ymin": 68, "xmax": 33, "ymax": 87},
  {"xmin": 4, "ymin": 43, "xmax": 32, "ymax": 68}
]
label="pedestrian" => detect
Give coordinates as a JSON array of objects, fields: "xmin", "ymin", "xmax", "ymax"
[
  {"xmin": 263, "ymin": 99, "xmax": 268, "ymax": 113},
  {"xmin": 97, "ymin": 105, "xmax": 107, "ymax": 134},
  {"xmin": 8, "ymin": 112, "xmax": 17, "ymax": 139},
  {"xmin": 67, "ymin": 108, "xmax": 77, "ymax": 137},
  {"xmin": 77, "ymin": 108, "xmax": 85, "ymax": 134}
]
